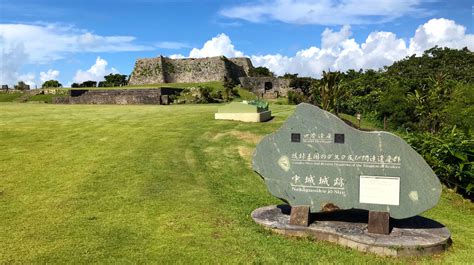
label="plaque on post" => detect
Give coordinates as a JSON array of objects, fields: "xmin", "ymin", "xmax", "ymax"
[{"xmin": 251, "ymin": 103, "xmax": 451, "ymax": 256}]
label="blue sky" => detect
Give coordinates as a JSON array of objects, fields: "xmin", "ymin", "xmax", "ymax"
[{"xmin": 0, "ymin": 0, "xmax": 473, "ymax": 87}]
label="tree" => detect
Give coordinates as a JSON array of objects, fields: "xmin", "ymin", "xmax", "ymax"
[
  {"xmin": 223, "ymin": 76, "xmax": 237, "ymax": 101},
  {"xmin": 14, "ymin": 81, "xmax": 30, "ymax": 90},
  {"xmin": 281, "ymin": 73, "xmax": 298, "ymax": 79},
  {"xmin": 103, "ymin": 73, "xmax": 128, "ymax": 87},
  {"xmin": 377, "ymin": 86, "xmax": 415, "ymax": 129},
  {"xmin": 42, "ymin": 80, "xmax": 62, "ymax": 88},
  {"xmin": 289, "ymin": 77, "xmax": 315, "ymax": 96},
  {"xmin": 71, "ymin": 83, "xmax": 80, "ymax": 88},
  {"xmin": 80, "ymin": 81, "xmax": 97, "ymax": 88},
  {"xmin": 250, "ymin": 67, "xmax": 274, "ymax": 77},
  {"xmin": 406, "ymin": 72, "xmax": 455, "ymax": 133},
  {"xmin": 318, "ymin": 70, "xmax": 342, "ymax": 114},
  {"xmin": 444, "ymin": 83, "xmax": 474, "ymax": 133}
]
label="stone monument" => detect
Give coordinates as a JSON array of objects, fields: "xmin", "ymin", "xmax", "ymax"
[
  {"xmin": 215, "ymin": 100, "xmax": 271, "ymax": 122},
  {"xmin": 251, "ymin": 103, "xmax": 451, "ymax": 256}
]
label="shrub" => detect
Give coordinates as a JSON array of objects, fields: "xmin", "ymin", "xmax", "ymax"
[
  {"xmin": 42, "ymin": 80, "xmax": 62, "ymax": 88},
  {"xmin": 404, "ymin": 128, "xmax": 474, "ymax": 198},
  {"xmin": 287, "ymin": 90, "xmax": 307, "ymax": 105}
]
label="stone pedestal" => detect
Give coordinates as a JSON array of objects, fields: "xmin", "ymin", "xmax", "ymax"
[{"xmin": 252, "ymin": 205, "xmax": 451, "ymax": 257}]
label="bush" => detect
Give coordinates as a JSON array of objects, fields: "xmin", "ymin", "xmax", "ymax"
[
  {"xmin": 42, "ymin": 80, "xmax": 62, "ymax": 88},
  {"xmin": 80, "ymin": 81, "xmax": 97, "ymax": 88},
  {"xmin": 404, "ymin": 128, "xmax": 474, "ymax": 198},
  {"xmin": 177, "ymin": 86, "xmax": 221, "ymax": 104},
  {"xmin": 249, "ymin": 67, "xmax": 274, "ymax": 77},
  {"xmin": 287, "ymin": 90, "xmax": 307, "ymax": 105}
]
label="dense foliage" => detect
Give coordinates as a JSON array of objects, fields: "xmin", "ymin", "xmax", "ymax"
[
  {"xmin": 249, "ymin": 66, "xmax": 274, "ymax": 77},
  {"xmin": 177, "ymin": 85, "xmax": 239, "ymax": 104},
  {"xmin": 98, "ymin": 74, "xmax": 128, "ymax": 87},
  {"xmin": 286, "ymin": 47, "xmax": 474, "ymax": 196},
  {"xmin": 404, "ymin": 128, "xmax": 474, "ymax": 195},
  {"xmin": 42, "ymin": 80, "xmax": 62, "ymax": 88}
]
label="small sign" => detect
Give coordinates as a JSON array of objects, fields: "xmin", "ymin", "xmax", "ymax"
[
  {"xmin": 356, "ymin": 113, "xmax": 361, "ymax": 120},
  {"xmin": 291, "ymin": 133, "xmax": 301, "ymax": 143},
  {"xmin": 334, "ymin": 133, "xmax": 345, "ymax": 143},
  {"xmin": 359, "ymin": 176, "xmax": 400, "ymax": 206}
]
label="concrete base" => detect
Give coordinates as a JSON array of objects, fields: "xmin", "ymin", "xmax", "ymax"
[
  {"xmin": 252, "ymin": 205, "xmax": 451, "ymax": 257},
  {"xmin": 215, "ymin": 111, "xmax": 272, "ymax": 122}
]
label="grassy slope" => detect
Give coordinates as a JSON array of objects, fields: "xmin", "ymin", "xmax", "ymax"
[
  {"xmin": 0, "ymin": 93, "xmax": 23, "ymax": 102},
  {"xmin": 0, "ymin": 103, "xmax": 472, "ymax": 263}
]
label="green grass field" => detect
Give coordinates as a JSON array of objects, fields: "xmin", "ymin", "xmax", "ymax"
[{"xmin": 0, "ymin": 103, "xmax": 473, "ymax": 263}]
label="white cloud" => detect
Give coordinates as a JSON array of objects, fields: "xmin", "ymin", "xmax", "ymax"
[
  {"xmin": 251, "ymin": 18, "xmax": 473, "ymax": 77},
  {"xmin": 72, "ymin": 57, "xmax": 118, "ymax": 84},
  {"xmin": 169, "ymin": 54, "xmax": 186, "ymax": 59},
  {"xmin": 169, "ymin": 19, "xmax": 472, "ymax": 78},
  {"xmin": 0, "ymin": 37, "xmax": 28, "ymax": 86},
  {"xmin": 189, "ymin": 33, "xmax": 244, "ymax": 58},
  {"xmin": 18, "ymin": 73, "xmax": 37, "ymax": 88},
  {"xmin": 220, "ymin": 0, "xmax": 428, "ymax": 25},
  {"xmin": 40, "ymin": 69, "xmax": 60, "ymax": 83},
  {"xmin": 0, "ymin": 23, "xmax": 153, "ymax": 63},
  {"xmin": 0, "ymin": 22, "xmax": 151, "ymax": 86},
  {"xmin": 409, "ymin": 18, "xmax": 474, "ymax": 55}
]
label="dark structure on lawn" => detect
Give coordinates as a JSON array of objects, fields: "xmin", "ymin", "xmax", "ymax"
[{"xmin": 53, "ymin": 88, "xmax": 182, "ymax": 105}]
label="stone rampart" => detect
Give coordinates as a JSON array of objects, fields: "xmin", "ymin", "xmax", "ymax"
[
  {"xmin": 53, "ymin": 88, "xmax": 182, "ymax": 105},
  {"xmin": 129, "ymin": 56, "xmax": 253, "ymax": 85}
]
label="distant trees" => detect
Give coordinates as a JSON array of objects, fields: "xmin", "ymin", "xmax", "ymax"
[
  {"xmin": 81, "ymin": 81, "xmax": 97, "ymax": 88},
  {"xmin": 250, "ymin": 66, "xmax": 274, "ymax": 77},
  {"xmin": 14, "ymin": 81, "xmax": 30, "ymax": 90},
  {"xmin": 71, "ymin": 74, "xmax": 128, "ymax": 88},
  {"xmin": 42, "ymin": 80, "xmax": 62, "ymax": 88},
  {"xmin": 99, "ymin": 74, "xmax": 128, "ymax": 87}
]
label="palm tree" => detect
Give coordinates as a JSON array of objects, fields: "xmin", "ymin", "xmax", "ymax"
[{"xmin": 319, "ymin": 70, "xmax": 343, "ymax": 115}]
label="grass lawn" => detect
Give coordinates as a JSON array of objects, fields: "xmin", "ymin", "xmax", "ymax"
[{"xmin": 0, "ymin": 103, "xmax": 472, "ymax": 263}]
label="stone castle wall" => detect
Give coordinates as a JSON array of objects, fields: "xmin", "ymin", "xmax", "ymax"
[
  {"xmin": 129, "ymin": 56, "xmax": 253, "ymax": 85},
  {"xmin": 239, "ymin": 77, "xmax": 291, "ymax": 99},
  {"xmin": 53, "ymin": 88, "xmax": 182, "ymax": 105}
]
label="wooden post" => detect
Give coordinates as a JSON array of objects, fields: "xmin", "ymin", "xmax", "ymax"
[
  {"xmin": 289, "ymin": 206, "xmax": 310, "ymax": 226},
  {"xmin": 356, "ymin": 113, "xmax": 361, "ymax": 129},
  {"xmin": 368, "ymin": 211, "xmax": 390, "ymax": 235},
  {"xmin": 384, "ymin": 115, "xmax": 387, "ymax": 130}
]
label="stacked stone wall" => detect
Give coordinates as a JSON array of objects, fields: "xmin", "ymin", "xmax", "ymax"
[
  {"xmin": 53, "ymin": 88, "xmax": 182, "ymax": 105},
  {"xmin": 239, "ymin": 77, "xmax": 291, "ymax": 98},
  {"xmin": 129, "ymin": 56, "xmax": 254, "ymax": 85}
]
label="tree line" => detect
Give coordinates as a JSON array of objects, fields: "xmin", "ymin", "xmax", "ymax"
[{"xmin": 40, "ymin": 74, "xmax": 128, "ymax": 88}]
